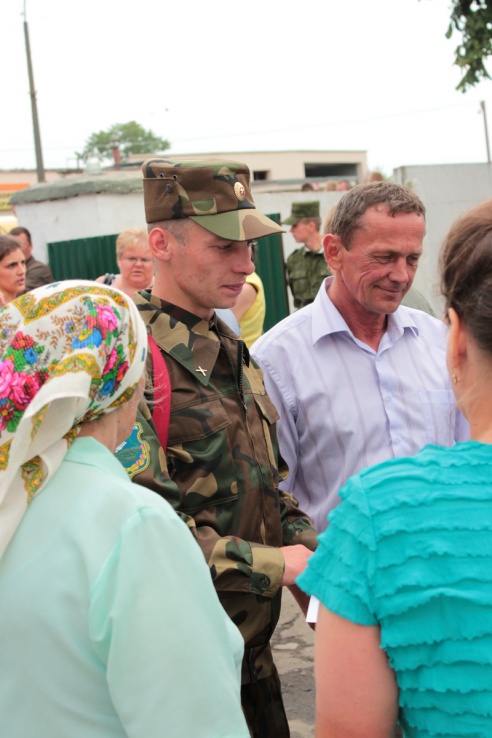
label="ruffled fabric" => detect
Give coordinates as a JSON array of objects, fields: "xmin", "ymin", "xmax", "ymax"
[{"xmin": 297, "ymin": 441, "xmax": 492, "ymax": 738}]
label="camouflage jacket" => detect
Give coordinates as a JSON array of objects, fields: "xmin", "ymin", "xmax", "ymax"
[
  {"xmin": 117, "ymin": 291, "xmax": 317, "ymax": 684},
  {"xmin": 286, "ymin": 247, "xmax": 330, "ymax": 308}
]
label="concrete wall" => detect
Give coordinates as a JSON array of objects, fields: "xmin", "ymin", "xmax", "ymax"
[
  {"xmin": 13, "ymin": 192, "xmax": 147, "ymax": 263},
  {"xmin": 393, "ymin": 162, "xmax": 492, "ymax": 316}
]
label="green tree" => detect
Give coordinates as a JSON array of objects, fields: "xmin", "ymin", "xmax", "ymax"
[
  {"xmin": 445, "ymin": 0, "xmax": 492, "ymax": 91},
  {"xmin": 82, "ymin": 121, "xmax": 170, "ymax": 161}
]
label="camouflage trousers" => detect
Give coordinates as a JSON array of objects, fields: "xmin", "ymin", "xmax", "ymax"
[{"xmin": 241, "ymin": 664, "xmax": 290, "ymax": 738}]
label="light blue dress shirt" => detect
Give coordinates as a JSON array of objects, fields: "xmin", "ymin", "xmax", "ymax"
[
  {"xmin": 0, "ymin": 437, "xmax": 249, "ymax": 738},
  {"xmin": 251, "ymin": 277, "xmax": 469, "ymax": 533}
]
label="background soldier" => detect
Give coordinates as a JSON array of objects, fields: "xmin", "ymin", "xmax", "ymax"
[
  {"xmin": 118, "ymin": 159, "xmax": 317, "ymax": 738},
  {"xmin": 284, "ymin": 201, "xmax": 330, "ymax": 308}
]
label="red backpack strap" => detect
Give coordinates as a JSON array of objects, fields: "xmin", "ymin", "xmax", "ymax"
[{"xmin": 147, "ymin": 334, "xmax": 171, "ymax": 451}]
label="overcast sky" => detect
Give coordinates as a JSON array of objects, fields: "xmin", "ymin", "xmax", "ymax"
[{"xmin": 3, "ymin": 0, "xmax": 492, "ymax": 176}]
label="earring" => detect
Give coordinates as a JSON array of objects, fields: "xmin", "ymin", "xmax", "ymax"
[{"xmin": 452, "ymin": 373, "xmax": 460, "ymax": 385}]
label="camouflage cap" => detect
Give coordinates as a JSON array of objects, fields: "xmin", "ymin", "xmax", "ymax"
[
  {"xmin": 283, "ymin": 200, "xmax": 320, "ymax": 225},
  {"xmin": 142, "ymin": 158, "xmax": 284, "ymax": 241}
]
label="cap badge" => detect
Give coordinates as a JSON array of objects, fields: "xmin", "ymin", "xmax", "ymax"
[{"xmin": 234, "ymin": 182, "xmax": 246, "ymax": 202}]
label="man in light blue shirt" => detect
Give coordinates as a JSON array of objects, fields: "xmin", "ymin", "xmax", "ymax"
[{"xmin": 251, "ymin": 182, "xmax": 469, "ymax": 533}]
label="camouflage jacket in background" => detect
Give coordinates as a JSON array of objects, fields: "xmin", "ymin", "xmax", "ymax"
[
  {"xmin": 286, "ymin": 246, "xmax": 330, "ymax": 308},
  {"xmin": 117, "ymin": 291, "xmax": 317, "ymax": 684}
]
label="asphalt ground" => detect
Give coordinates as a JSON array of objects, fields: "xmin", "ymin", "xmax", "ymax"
[{"xmin": 272, "ymin": 589, "xmax": 315, "ymax": 738}]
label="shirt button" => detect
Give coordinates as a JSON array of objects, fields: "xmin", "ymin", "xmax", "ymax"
[{"xmin": 259, "ymin": 577, "xmax": 270, "ymax": 591}]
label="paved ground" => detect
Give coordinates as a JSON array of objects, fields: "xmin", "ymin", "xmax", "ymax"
[{"xmin": 272, "ymin": 590, "xmax": 315, "ymax": 738}]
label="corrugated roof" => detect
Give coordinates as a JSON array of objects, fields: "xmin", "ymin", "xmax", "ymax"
[{"xmin": 9, "ymin": 171, "xmax": 143, "ymax": 205}]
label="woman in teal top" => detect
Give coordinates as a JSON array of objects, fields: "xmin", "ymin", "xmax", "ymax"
[
  {"xmin": 298, "ymin": 199, "xmax": 492, "ymax": 738},
  {"xmin": 0, "ymin": 281, "xmax": 249, "ymax": 738}
]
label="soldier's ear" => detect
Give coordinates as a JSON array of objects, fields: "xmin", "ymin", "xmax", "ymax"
[
  {"xmin": 148, "ymin": 227, "xmax": 173, "ymax": 262},
  {"xmin": 323, "ymin": 234, "xmax": 343, "ymax": 270}
]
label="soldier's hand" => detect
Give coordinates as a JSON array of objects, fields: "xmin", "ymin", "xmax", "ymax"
[{"xmin": 280, "ymin": 544, "xmax": 313, "ymax": 586}]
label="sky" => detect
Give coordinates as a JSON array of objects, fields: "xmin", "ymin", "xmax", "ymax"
[{"xmin": 3, "ymin": 0, "xmax": 492, "ymax": 176}]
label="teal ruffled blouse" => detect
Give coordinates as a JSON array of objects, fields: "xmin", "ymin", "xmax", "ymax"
[{"xmin": 298, "ymin": 441, "xmax": 492, "ymax": 738}]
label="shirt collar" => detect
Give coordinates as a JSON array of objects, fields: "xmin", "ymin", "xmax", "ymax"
[
  {"xmin": 303, "ymin": 245, "xmax": 324, "ymax": 255},
  {"xmin": 139, "ymin": 291, "xmax": 208, "ymax": 332},
  {"xmin": 312, "ymin": 277, "xmax": 420, "ymax": 345}
]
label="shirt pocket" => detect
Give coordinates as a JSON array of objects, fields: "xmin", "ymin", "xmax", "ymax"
[
  {"xmin": 167, "ymin": 398, "xmax": 237, "ymax": 513},
  {"xmin": 253, "ymin": 393, "xmax": 280, "ymax": 426},
  {"xmin": 289, "ymin": 266, "xmax": 309, "ymax": 294},
  {"xmin": 252, "ymin": 393, "xmax": 281, "ymax": 470},
  {"xmin": 419, "ymin": 389, "xmax": 457, "ymax": 447}
]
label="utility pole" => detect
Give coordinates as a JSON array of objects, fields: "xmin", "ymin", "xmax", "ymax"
[
  {"xmin": 23, "ymin": 0, "xmax": 45, "ymax": 182},
  {"xmin": 480, "ymin": 100, "xmax": 491, "ymax": 165}
]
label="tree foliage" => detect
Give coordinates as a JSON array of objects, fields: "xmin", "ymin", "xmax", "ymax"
[
  {"xmin": 445, "ymin": 0, "xmax": 492, "ymax": 91},
  {"xmin": 82, "ymin": 121, "xmax": 170, "ymax": 161}
]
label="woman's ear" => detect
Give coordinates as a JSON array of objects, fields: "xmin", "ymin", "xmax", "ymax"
[{"xmin": 447, "ymin": 307, "xmax": 468, "ymax": 376}]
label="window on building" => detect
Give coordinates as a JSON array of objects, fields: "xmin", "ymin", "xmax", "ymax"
[
  {"xmin": 253, "ymin": 170, "xmax": 269, "ymax": 181},
  {"xmin": 304, "ymin": 163, "xmax": 358, "ymax": 179}
]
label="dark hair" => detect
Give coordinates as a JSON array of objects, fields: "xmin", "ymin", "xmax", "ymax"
[
  {"xmin": 9, "ymin": 226, "xmax": 32, "ymax": 245},
  {"xmin": 440, "ymin": 198, "xmax": 492, "ymax": 355},
  {"xmin": 330, "ymin": 182, "xmax": 426, "ymax": 248},
  {"xmin": 0, "ymin": 235, "xmax": 24, "ymax": 261}
]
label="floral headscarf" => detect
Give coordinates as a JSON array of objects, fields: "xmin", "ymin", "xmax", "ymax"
[{"xmin": 0, "ymin": 280, "xmax": 148, "ymax": 560}]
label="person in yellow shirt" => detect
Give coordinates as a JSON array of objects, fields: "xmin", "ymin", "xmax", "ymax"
[{"xmin": 232, "ymin": 270, "xmax": 266, "ymax": 347}]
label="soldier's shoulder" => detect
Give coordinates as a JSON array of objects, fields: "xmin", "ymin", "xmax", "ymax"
[{"xmin": 286, "ymin": 248, "xmax": 303, "ymax": 263}]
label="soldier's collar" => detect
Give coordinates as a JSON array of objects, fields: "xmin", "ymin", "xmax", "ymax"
[
  {"xmin": 140, "ymin": 291, "xmax": 209, "ymax": 331},
  {"xmin": 135, "ymin": 291, "xmax": 221, "ymax": 385}
]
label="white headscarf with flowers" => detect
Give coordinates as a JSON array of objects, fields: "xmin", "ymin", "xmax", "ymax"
[{"xmin": 0, "ymin": 280, "xmax": 148, "ymax": 560}]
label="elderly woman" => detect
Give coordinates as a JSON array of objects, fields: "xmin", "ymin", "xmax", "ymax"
[
  {"xmin": 0, "ymin": 281, "xmax": 248, "ymax": 738},
  {"xmin": 0, "ymin": 235, "xmax": 26, "ymax": 306},
  {"xmin": 298, "ymin": 199, "xmax": 492, "ymax": 738},
  {"xmin": 96, "ymin": 227, "xmax": 154, "ymax": 298}
]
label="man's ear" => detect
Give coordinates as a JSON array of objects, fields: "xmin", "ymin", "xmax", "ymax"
[
  {"xmin": 323, "ymin": 234, "xmax": 343, "ymax": 270},
  {"xmin": 148, "ymin": 227, "xmax": 173, "ymax": 262}
]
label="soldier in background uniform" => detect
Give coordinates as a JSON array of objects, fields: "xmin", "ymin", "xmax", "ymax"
[
  {"xmin": 284, "ymin": 201, "xmax": 331, "ymax": 308},
  {"xmin": 117, "ymin": 159, "xmax": 317, "ymax": 738}
]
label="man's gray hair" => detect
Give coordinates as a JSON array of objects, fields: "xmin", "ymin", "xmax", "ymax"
[{"xmin": 330, "ymin": 182, "xmax": 426, "ymax": 248}]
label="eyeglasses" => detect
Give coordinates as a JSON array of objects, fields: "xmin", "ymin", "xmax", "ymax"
[{"xmin": 122, "ymin": 257, "xmax": 153, "ymax": 265}]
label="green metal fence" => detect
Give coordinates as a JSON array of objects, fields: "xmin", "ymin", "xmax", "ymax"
[
  {"xmin": 253, "ymin": 214, "xmax": 290, "ymax": 331},
  {"xmin": 47, "ymin": 234, "xmax": 119, "ymax": 282}
]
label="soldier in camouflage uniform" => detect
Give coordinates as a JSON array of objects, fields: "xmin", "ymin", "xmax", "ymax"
[
  {"xmin": 117, "ymin": 159, "xmax": 318, "ymax": 738},
  {"xmin": 284, "ymin": 201, "xmax": 331, "ymax": 308}
]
